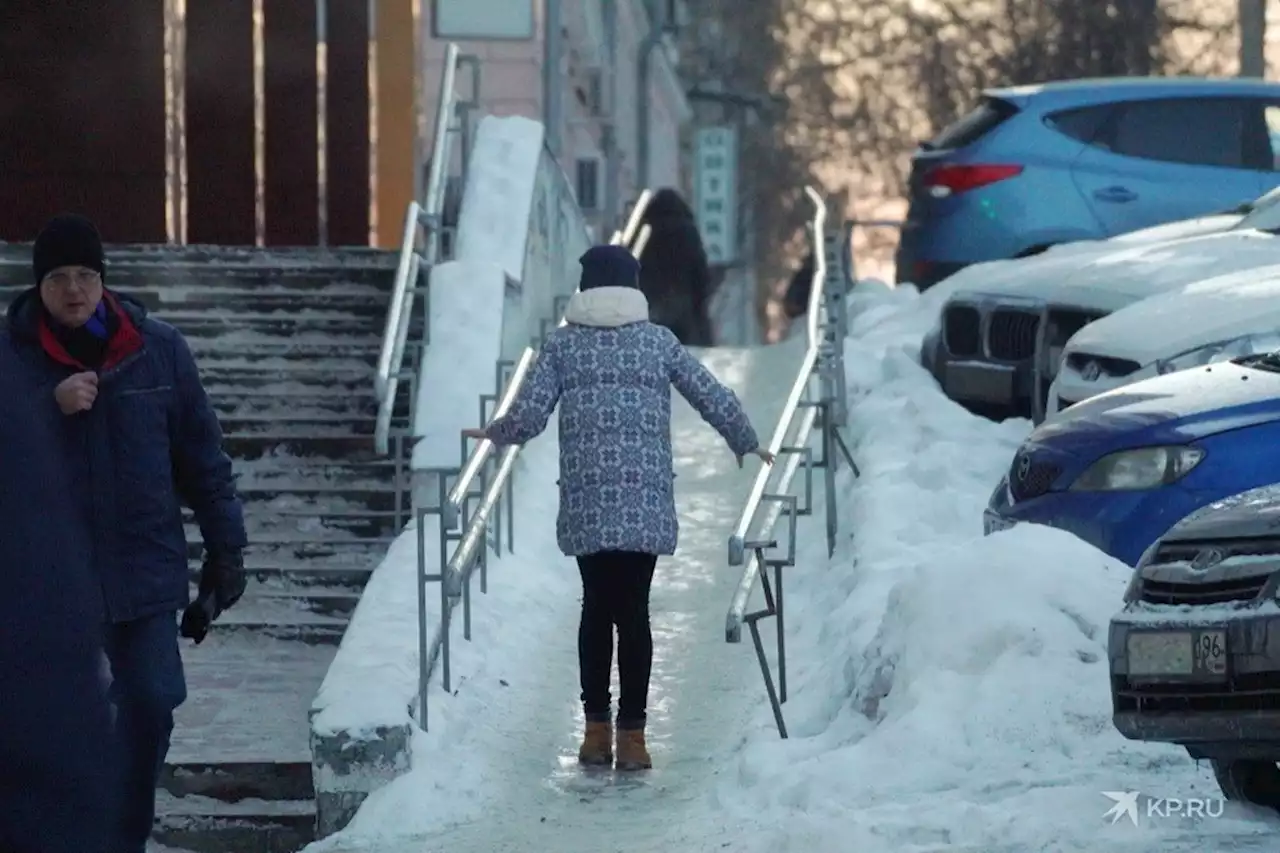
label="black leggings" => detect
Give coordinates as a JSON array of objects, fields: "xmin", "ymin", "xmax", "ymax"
[{"xmin": 576, "ymin": 550, "xmax": 658, "ymax": 730}]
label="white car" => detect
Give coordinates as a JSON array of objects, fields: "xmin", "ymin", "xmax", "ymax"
[
  {"xmin": 921, "ymin": 189, "xmax": 1280, "ymax": 418},
  {"xmin": 1048, "ymin": 263, "xmax": 1280, "ymax": 417}
]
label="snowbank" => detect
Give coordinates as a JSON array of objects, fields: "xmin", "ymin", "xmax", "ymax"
[
  {"xmin": 716, "ymin": 285, "xmax": 1279, "ymax": 851},
  {"xmin": 452, "ymin": 115, "xmax": 544, "ymax": 280},
  {"xmin": 411, "ymin": 260, "xmax": 505, "ymax": 470}
]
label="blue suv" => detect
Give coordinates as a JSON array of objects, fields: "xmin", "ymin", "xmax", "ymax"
[
  {"xmin": 984, "ymin": 352, "xmax": 1280, "ymax": 566},
  {"xmin": 896, "ymin": 77, "xmax": 1280, "ymax": 289}
]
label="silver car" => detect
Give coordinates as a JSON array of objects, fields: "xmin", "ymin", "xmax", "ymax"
[{"xmin": 1110, "ymin": 484, "xmax": 1280, "ymax": 808}]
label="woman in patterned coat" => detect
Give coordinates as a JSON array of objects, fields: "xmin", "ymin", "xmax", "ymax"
[{"xmin": 466, "ymin": 244, "xmax": 772, "ymax": 770}]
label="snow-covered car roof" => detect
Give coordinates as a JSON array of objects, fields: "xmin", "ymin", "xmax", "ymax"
[
  {"xmin": 1062, "ymin": 263, "xmax": 1280, "ymax": 365},
  {"xmin": 946, "ymin": 229, "xmax": 1280, "ymax": 314}
]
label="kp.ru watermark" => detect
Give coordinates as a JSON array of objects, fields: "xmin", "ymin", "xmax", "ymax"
[{"xmin": 1102, "ymin": 790, "xmax": 1226, "ymax": 826}]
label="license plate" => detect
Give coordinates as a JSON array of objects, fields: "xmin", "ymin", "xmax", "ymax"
[
  {"xmin": 944, "ymin": 363, "xmax": 1015, "ymax": 404},
  {"xmin": 1127, "ymin": 629, "xmax": 1227, "ymax": 679},
  {"xmin": 983, "ymin": 510, "xmax": 1016, "ymax": 535}
]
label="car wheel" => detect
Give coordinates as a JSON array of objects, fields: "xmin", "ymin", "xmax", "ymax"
[{"xmin": 1212, "ymin": 758, "xmax": 1280, "ymax": 807}]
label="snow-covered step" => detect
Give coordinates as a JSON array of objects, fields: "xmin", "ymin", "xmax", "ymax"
[
  {"xmin": 232, "ymin": 457, "xmax": 405, "ymax": 487},
  {"xmin": 187, "ymin": 534, "xmax": 398, "ymax": 563},
  {"xmin": 231, "ymin": 483, "xmax": 407, "ymax": 508},
  {"xmin": 208, "ymin": 595, "xmax": 348, "ymax": 645},
  {"xmin": 202, "ymin": 364, "xmax": 377, "ymax": 390},
  {"xmin": 189, "ymin": 582, "xmax": 360, "ymax": 619},
  {"xmin": 186, "ymin": 558, "xmax": 376, "ymax": 589},
  {"xmin": 153, "ymin": 793, "xmax": 316, "ymax": 853},
  {"xmin": 190, "ymin": 342, "xmax": 388, "ymax": 366}
]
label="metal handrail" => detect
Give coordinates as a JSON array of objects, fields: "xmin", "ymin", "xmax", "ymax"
[
  {"xmin": 723, "ymin": 187, "xmax": 858, "ymax": 739},
  {"xmin": 414, "ymin": 189, "xmax": 656, "ymax": 728},
  {"xmin": 373, "ymin": 42, "xmax": 462, "ymax": 456},
  {"xmin": 726, "ymin": 188, "xmax": 828, "ymax": 572}
]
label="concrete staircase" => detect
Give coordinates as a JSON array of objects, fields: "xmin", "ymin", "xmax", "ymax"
[{"xmin": 0, "ymin": 244, "xmax": 414, "ymax": 852}]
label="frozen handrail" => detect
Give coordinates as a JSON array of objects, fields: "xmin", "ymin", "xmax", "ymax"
[
  {"xmin": 373, "ymin": 42, "xmax": 462, "ymax": 456},
  {"xmin": 723, "ymin": 187, "xmax": 858, "ymax": 739}
]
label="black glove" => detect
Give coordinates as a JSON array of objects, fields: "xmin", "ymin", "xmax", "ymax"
[{"xmin": 180, "ymin": 549, "xmax": 246, "ymax": 644}]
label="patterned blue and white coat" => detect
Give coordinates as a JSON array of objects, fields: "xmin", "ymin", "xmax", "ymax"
[{"xmin": 485, "ymin": 285, "xmax": 760, "ymax": 557}]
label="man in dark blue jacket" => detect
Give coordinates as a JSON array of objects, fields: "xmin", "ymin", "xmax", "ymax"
[
  {"xmin": 0, "ymin": 316, "xmax": 117, "ymax": 852},
  {"xmin": 6, "ymin": 214, "xmax": 250, "ymax": 853}
]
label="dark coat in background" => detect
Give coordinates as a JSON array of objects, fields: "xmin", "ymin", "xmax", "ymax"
[
  {"xmin": 784, "ymin": 252, "xmax": 816, "ymax": 319},
  {"xmin": 0, "ymin": 337, "xmax": 116, "ymax": 853},
  {"xmin": 636, "ymin": 188, "xmax": 715, "ymax": 347}
]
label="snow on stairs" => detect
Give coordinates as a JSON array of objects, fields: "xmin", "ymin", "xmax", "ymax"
[{"xmin": 0, "ymin": 243, "xmax": 414, "ymax": 852}]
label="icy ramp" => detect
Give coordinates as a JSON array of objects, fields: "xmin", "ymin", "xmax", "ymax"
[{"xmin": 341, "ymin": 339, "xmax": 802, "ymax": 853}]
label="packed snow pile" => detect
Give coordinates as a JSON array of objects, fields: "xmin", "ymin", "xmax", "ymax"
[{"xmin": 717, "ymin": 283, "xmax": 1280, "ymax": 852}]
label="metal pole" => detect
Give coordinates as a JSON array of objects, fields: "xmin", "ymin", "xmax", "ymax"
[
  {"xmin": 1240, "ymin": 0, "xmax": 1267, "ymax": 77},
  {"xmin": 316, "ymin": 0, "xmax": 329, "ymax": 246},
  {"xmin": 601, "ymin": 0, "xmax": 620, "ymax": 230},
  {"xmin": 543, "ymin": 0, "xmax": 564, "ymax": 158}
]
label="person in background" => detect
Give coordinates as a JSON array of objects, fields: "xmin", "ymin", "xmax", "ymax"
[
  {"xmin": 0, "ymin": 325, "xmax": 117, "ymax": 852},
  {"xmin": 784, "ymin": 251, "xmax": 816, "ymax": 319},
  {"xmin": 463, "ymin": 244, "xmax": 773, "ymax": 770},
  {"xmin": 4, "ymin": 214, "xmax": 250, "ymax": 853},
  {"xmin": 636, "ymin": 188, "xmax": 716, "ymax": 346}
]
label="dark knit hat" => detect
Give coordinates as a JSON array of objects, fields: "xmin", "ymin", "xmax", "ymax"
[
  {"xmin": 33, "ymin": 214, "xmax": 105, "ymax": 285},
  {"xmin": 579, "ymin": 244, "xmax": 640, "ymax": 291}
]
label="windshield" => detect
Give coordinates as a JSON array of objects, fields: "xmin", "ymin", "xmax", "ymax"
[{"xmin": 1235, "ymin": 185, "xmax": 1280, "ymax": 232}]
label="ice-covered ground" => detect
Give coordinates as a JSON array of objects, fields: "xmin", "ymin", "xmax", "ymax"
[{"xmin": 306, "ymin": 280, "xmax": 1280, "ymax": 852}]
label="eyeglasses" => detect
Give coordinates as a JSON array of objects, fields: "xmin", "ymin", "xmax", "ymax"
[{"xmin": 42, "ymin": 269, "xmax": 101, "ymax": 291}]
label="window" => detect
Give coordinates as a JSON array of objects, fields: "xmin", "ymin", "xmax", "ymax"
[
  {"xmin": 1264, "ymin": 104, "xmax": 1280, "ymax": 170},
  {"xmin": 575, "ymin": 158, "xmax": 601, "ymax": 212},
  {"xmin": 928, "ymin": 97, "xmax": 1019, "ymax": 150},
  {"xmin": 1044, "ymin": 105, "xmax": 1114, "ymax": 143},
  {"xmin": 1098, "ymin": 98, "xmax": 1246, "ymax": 169}
]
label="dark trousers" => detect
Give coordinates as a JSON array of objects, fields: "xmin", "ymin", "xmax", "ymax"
[
  {"xmin": 104, "ymin": 613, "xmax": 188, "ymax": 852},
  {"xmin": 576, "ymin": 550, "xmax": 658, "ymax": 730}
]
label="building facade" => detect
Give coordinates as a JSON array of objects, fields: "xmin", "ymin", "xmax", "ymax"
[{"xmin": 0, "ymin": 0, "xmax": 688, "ymax": 248}]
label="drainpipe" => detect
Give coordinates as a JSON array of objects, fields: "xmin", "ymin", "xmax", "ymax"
[
  {"xmin": 543, "ymin": 0, "xmax": 564, "ymax": 158},
  {"xmin": 601, "ymin": 0, "xmax": 620, "ymax": 230},
  {"xmin": 635, "ymin": 11, "xmax": 669, "ymax": 190}
]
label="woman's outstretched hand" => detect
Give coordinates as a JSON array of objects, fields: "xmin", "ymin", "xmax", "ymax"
[
  {"xmin": 462, "ymin": 427, "xmax": 490, "ymax": 441},
  {"xmin": 737, "ymin": 448, "xmax": 776, "ymax": 468}
]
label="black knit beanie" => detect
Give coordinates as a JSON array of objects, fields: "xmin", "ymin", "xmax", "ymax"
[{"xmin": 33, "ymin": 214, "xmax": 106, "ymax": 285}]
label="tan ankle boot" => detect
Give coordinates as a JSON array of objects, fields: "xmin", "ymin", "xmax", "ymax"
[
  {"xmin": 615, "ymin": 727, "xmax": 651, "ymax": 770},
  {"xmin": 578, "ymin": 720, "xmax": 613, "ymax": 766}
]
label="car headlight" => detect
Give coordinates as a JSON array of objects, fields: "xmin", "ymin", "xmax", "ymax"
[
  {"xmin": 1069, "ymin": 446, "xmax": 1205, "ymax": 491},
  {"xmin": 1155, "ymin": 334, "xmax": 1280, "ymax": 375}
]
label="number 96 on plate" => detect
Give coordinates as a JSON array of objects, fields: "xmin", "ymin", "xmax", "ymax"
[{"xmin": 1127, "ymin": 628, "xmax": 1228, "ymax": 679}]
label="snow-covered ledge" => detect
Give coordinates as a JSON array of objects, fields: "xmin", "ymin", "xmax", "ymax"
[{"xmin": 308, "ymin": 115, "xmax": 563, "ymax": 838}]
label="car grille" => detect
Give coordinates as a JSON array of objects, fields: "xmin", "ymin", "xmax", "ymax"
[
  {"xmin": 1151, "ymin": 537, "xmax": 1280, "ymax": 564},
  {"xmin": 1138, "ymin": 575, "xmax": 1269, "ymax": 606},
  {"xmin": 943, "ymin": 305, "xmax": 981, "ymax": 357},
  {"xmin": 1064, "ymin": 352, "xmax": 1141, "ymax": 378},
  {"xmin": 1008, "ymin": 459, "xmax": 1061, "ymax": 501},
  {"xmin": 987, "ymin": 309, "xmax": 1039, "ymax": 361},
  {"xmin": 1113, "ymin": 673, "xmax": 1280, "ymax": 714}
]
